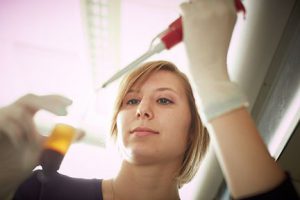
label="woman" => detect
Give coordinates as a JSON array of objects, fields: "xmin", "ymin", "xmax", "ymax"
[
  {"xmin": 1, "ymin": 0, "xmax": 299, "ymax": 199},
  {"xmin": 8, "ymin": 61, "xmax": 299, "ymax": 200},
  {"xmin": 11, "ymin": 61, "xmax": 298, "ymax": 199}
]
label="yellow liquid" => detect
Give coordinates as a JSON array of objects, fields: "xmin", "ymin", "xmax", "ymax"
[{"xmin": 43, "ymin": 123, "xmax": 76, "ymax": 155}]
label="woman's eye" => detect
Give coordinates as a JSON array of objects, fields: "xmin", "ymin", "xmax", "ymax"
[
  {"xmin": 157, "ymin": 98, "xmax": 173, "ymax": 105},
  {"xmin": 126, "ymin": 99, "xmax": 140, "ymax": 105}
]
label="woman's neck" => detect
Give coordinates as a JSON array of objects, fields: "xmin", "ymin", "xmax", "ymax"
[{"xmin": 108, "ymin": 161, "xmax": 181, "ymax": 200}]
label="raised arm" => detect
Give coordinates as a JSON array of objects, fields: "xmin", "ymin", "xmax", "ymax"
[
  {"xmin": 180, "ymin": 0, "xmax": 287, "ymax": 198},
  {"xmin": 208, "ymin": 108, "xmax": 285, "ymax": 198}
]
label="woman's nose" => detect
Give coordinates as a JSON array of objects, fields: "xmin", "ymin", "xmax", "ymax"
[{"xmin": 136, "ymin": 100, "xmax": 153, "ymax": 119}]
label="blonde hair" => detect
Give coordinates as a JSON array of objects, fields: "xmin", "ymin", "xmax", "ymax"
[{"xmin": 110, "ymin": 60, "xmax": 209, "ymax": 187}]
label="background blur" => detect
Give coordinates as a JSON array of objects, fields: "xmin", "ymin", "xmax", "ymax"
[{"xmin": 0, "ymin": 0, "xmax": 299, "ymax": 199}]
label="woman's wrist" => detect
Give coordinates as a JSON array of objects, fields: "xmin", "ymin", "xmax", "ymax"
[{"xmin": 192, "ymin": 78, "xmax": 249, "ymax": 125}]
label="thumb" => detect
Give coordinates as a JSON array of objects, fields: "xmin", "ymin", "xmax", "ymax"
[
  {"xmin": 74, "ymin": 129, "xmax": 85, "ymax": 142},
  {"xmin": 179, "ymin": 1, "xmax": 193, "ymax": 16}
]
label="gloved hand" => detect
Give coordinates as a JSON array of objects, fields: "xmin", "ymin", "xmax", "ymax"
[
  {"xmin": 180, "ymin": 0, "xmax": 248, "ymax": 124},
  {"xmin": 0, "ymin": 94, "xmax": 72, "ymax": 199}
]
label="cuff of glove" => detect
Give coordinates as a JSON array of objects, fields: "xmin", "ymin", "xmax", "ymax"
[{"xmin": 196, "ymin": 81, "xmax": 249, "ymax": 125}]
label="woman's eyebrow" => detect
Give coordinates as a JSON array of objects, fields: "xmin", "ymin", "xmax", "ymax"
[
  {"xmin": 127, "ymin": 89, "xmax": 139, "ymax": 94},
  {"xmin": 127, "ymin": 87, "xmax": 179, "ymax": 95},
  {"xmin": 155, "ymin": 87, "xmax": 179, "ymax": 95}
]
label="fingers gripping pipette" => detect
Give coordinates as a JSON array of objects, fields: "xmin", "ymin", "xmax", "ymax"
[{"xmin": 101, "ymin": 0, "xmax": 245, "ymax": 88}]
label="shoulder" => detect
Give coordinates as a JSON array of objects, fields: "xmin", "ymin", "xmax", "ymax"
[{"xmin": 13, "ymin": 170, "xmax": 103, "ymax": 200}]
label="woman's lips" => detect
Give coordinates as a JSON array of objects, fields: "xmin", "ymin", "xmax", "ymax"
[{"xmin": 130, "ymin": 127, "xmax": 159, "ymax": 136}]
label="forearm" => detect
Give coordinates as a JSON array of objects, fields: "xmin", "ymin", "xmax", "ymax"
[
  {"xmin": 180, "ymin": 0, "xmax": 287, "ymax": 197},
  {"xmin": 207, "ymin": 107, "xmax": 285, "ymax": 198}
]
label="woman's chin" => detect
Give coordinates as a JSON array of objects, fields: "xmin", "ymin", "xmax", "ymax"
[{"xmin": 122, "ymin": 146, "xmax": 162, "ymax": 165}]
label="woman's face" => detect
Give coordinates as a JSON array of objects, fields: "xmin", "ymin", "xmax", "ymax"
[{"xmin": 116, "ymin": 70, "xmax": 191, "ymax": 166}]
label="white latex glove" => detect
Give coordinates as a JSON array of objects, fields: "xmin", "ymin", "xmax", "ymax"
[
  {"xmin": 0, "ymin": 94, "xmax": 72, "ymax": 200},
  {"xmin": 180, "ymin": 0, "xmax": 248, "ymax": 124}
]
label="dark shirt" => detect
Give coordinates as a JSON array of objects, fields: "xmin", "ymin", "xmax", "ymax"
[
  {"xmin": 14, "ymin": 170, "xmax": 299, "ymax": 200},
  {"xmin": 235, "ymin": 174, "xmax": 299, "ymax": 200},
  {"xmin": 13, "ymin": 170, "xmax": 102, "ymax": 200}
]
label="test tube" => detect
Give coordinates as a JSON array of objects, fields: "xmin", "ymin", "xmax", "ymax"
[{"xmin": 39, "ymin": 124, "xmax": 76, "ymax": 175}]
